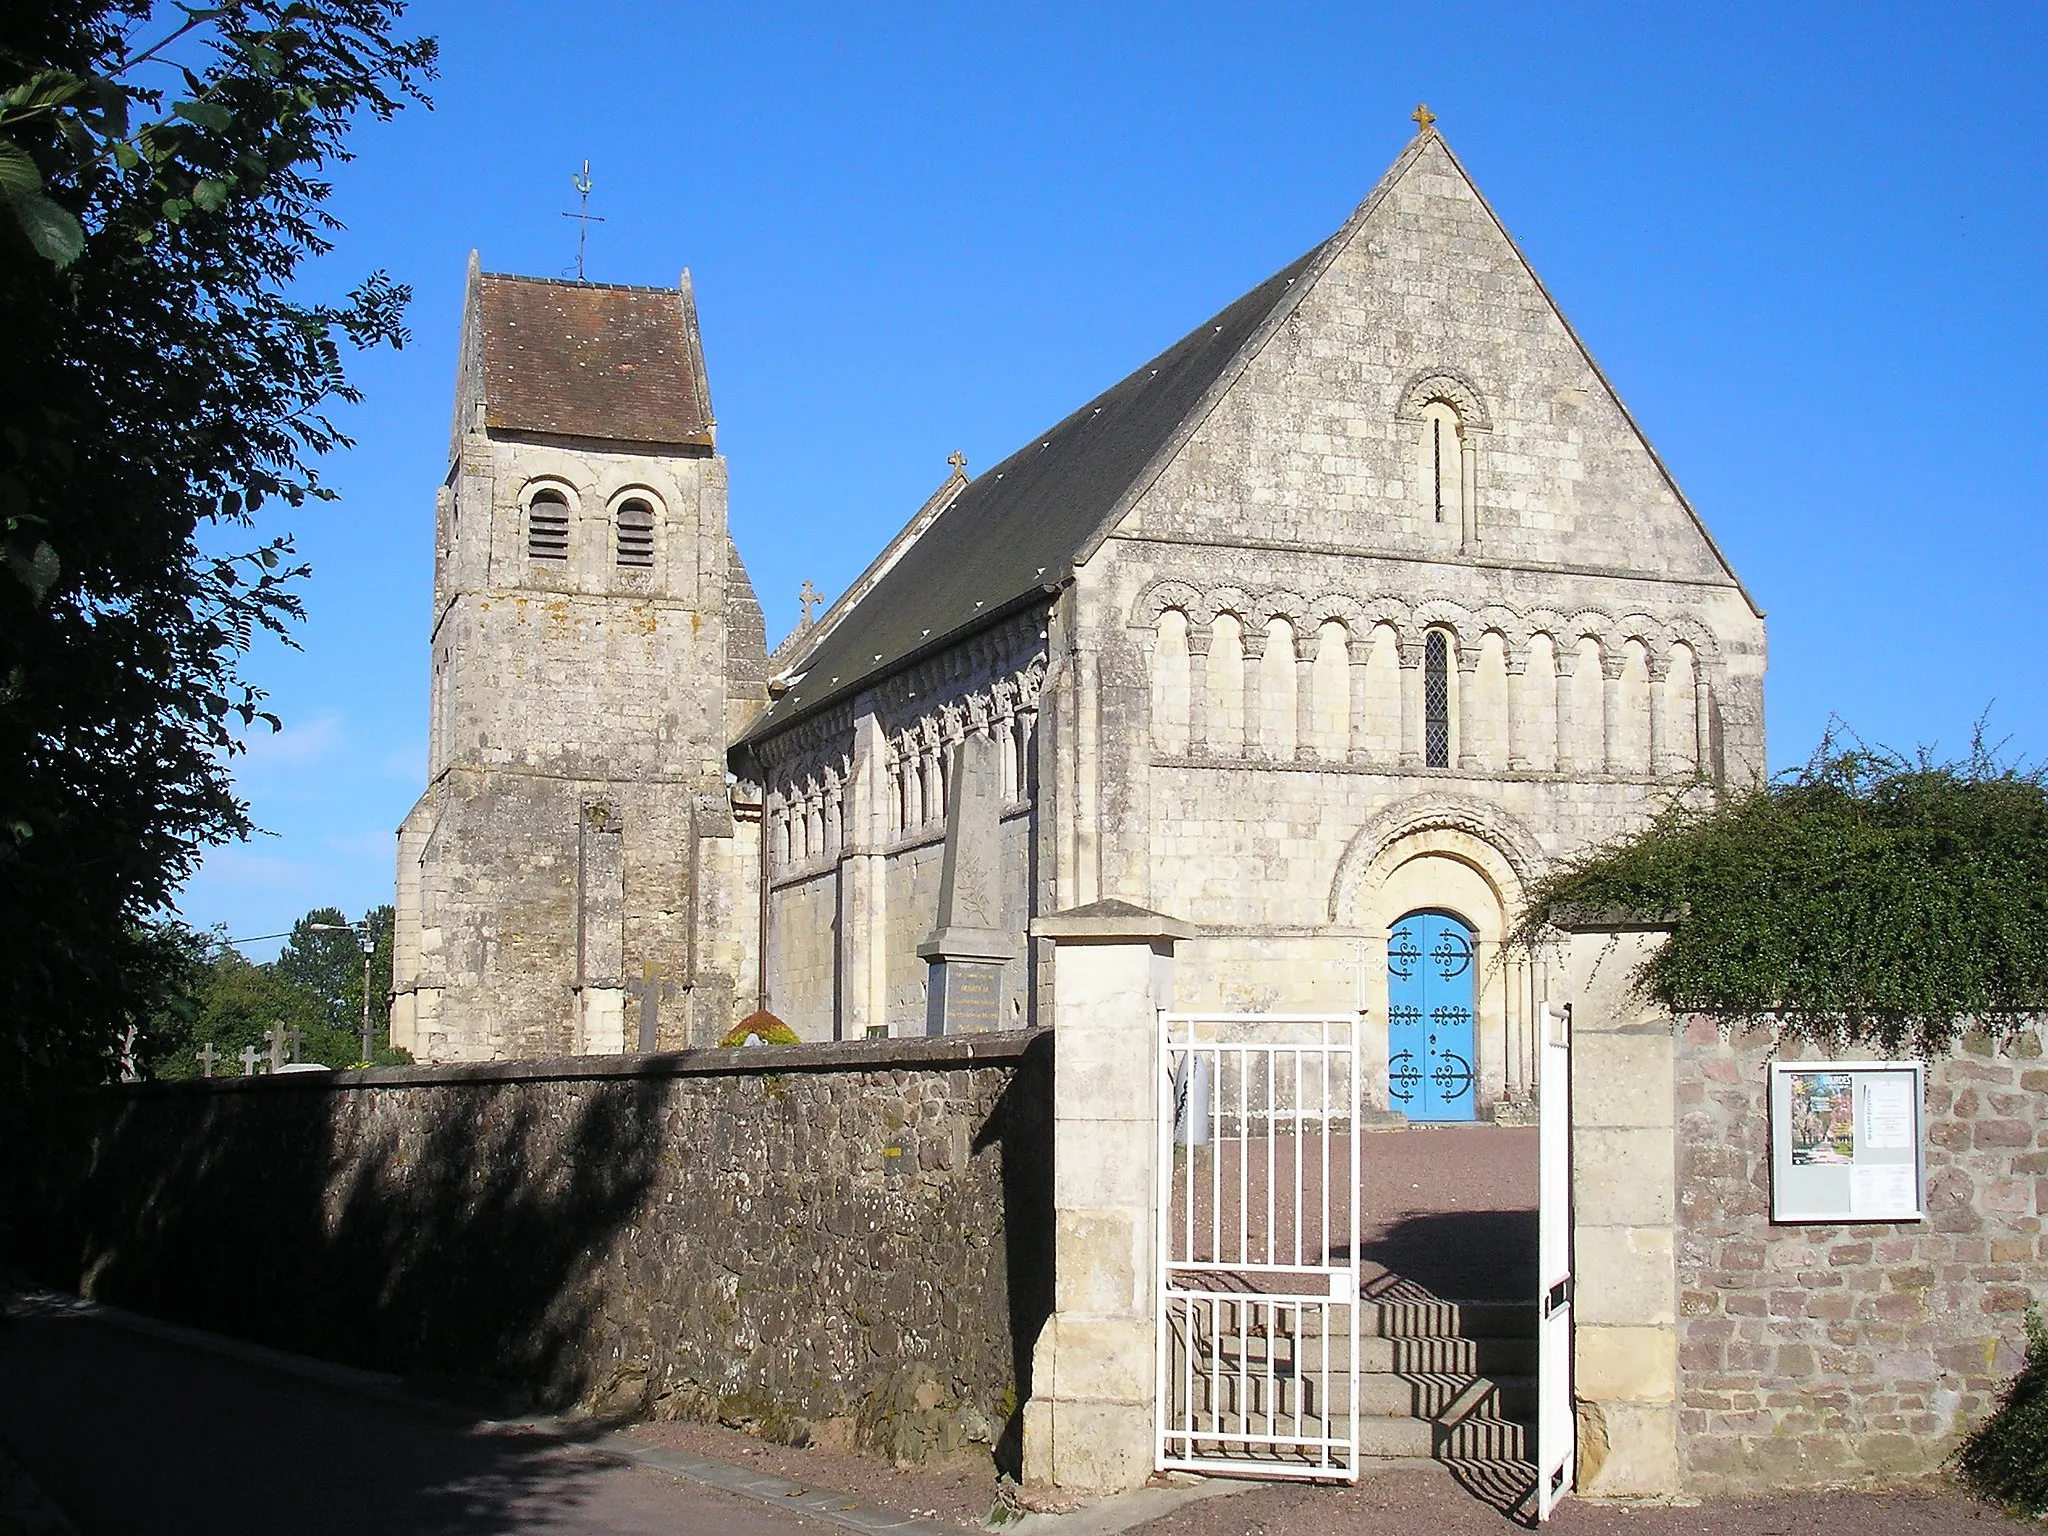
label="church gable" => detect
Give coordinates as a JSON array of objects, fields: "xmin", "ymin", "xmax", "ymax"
[{"xmin": 1119, "ymin": 132, "xmax": 1750, "ymax": 597}]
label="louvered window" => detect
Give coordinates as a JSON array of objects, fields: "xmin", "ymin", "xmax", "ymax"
[
  {"xmin": 616, "ymin": 498, "xmax": 655, "ymax": 569},
  {"xmin": 527, "ymin": 489, "xmax": 570, "ymax": 560},
  {"xmin": 1424, "ymin": 630, "xmax": 1451, "ymax": 769}
]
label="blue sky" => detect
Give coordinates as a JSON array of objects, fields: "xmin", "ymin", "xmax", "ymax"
[{"xmin": 179, "ymin": 1, "xmax": 2048, "ymax": 953}]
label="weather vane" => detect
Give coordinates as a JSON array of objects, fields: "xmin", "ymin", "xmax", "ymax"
[{"xmin": 562, "ymin": 159, "xmax": 606, "ymax": 282}]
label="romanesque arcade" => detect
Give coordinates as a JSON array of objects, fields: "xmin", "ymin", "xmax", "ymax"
[{"xmin": 1138, "ymin": 583, "xmax": 1722, "ymax": 781}]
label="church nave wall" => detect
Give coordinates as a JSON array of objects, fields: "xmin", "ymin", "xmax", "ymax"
[{"xmin": 751, "ymin": 620, "xmax": 1048, "ymax": 1041}]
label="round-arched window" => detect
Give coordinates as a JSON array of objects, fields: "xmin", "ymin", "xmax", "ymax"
[
  {"xmin": 526, "ymin": 488, "xmax": 570, "ymax": 560},
  {"xmin": 616, "ymin": 497, "xmax": 656, "ymax": 569},
  {"xmin": 1424, "ymin": 630, "xmax": 1451, "ymax": 768}
]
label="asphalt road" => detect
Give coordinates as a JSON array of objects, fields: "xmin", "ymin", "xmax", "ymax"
[{"xmin": 0, "ymin": 1303, "xmax": 830, "ymax": 1535}]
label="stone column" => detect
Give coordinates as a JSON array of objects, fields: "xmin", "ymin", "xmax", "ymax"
[
  {"xmin": 1024, "ymin": 900, "xmax": 1195, "ymax": 1494},
  {"xmin": 1693, "ymin": 671, "xmax": 1714, "ymax": 779},
  {"xmin": 1601, "ymin": 651, "xmax": 1625, "ymax": 776},
  {"xmin": 1456, "ymin": 643, "xmax": 1480, "ymax": 772},
  {"xmin": 1554, "ymin": 649, "xmax": 1574, "ymax": 774},
  {"xmin": 1239, "ymin": 625, "xmax": 1264, "ymax": 758},
  {"xmin": 1460, "ymin": 437, "xmax": 1480, "ymax": 552},
  {"xmin": 1505, "ymin": 649, "xmax": 1527, "ymax": 770},
  {"xmin": 1294, "ymin": 626, "xmax": 1317, "ymax": 761},
  {"xmin": 1186, "ymin": 626, "xmax": 1210, "ymax": 758},
  {"xmin": 1558, "ymin": 915, "xmax": 1681, "ymax": 1497},
  {"xmin": 1347, "ymin": 629, "xmax": 1371, "ymax": 765},
  {"xmin": 1503, "ymin": 952, "xmax": 1526, "ymax": 1107},
  {"xmin": 1399, "ymin": 639, "xmax": 1422, "ymax": 768},
  {"xmin": 1647, "ymin": 660, "xmax": 1668, "ymax": 778}
]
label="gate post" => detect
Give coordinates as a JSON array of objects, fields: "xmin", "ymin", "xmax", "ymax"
[
  {"xmin": 1556, "ymin": 911, "xmax": 1681, "ymax": 1497},
  {"xmin": 1024, "ymin": 899, "xmax": 1195, "ymax": 1493}
]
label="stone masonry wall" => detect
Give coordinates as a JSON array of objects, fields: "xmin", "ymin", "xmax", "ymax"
[
  {"xmin": 1675, "ymin": 1020, "xmax": 2045, "ymax": 1493},
  {"xmin": 47, "ymin": 1033, "xmax": 1050, "ymax": 1465}
]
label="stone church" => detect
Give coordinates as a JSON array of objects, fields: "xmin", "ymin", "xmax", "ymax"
[{"xmin": 390, "ymin": 121, "xmax": 1766, "ymax": 1118}]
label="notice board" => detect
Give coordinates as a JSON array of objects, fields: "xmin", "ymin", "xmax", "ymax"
[{"xmin": 1768, "ymin": 1060, "xmax": 1926, "ymax": 1223}]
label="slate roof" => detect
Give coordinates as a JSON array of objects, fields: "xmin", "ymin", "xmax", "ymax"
[
  {"xmin": 477, "ymin": 274, "xmax": 714, "ymax": 447},
  {"xmin": 741, "ymin": 240, "xmax": 1328, "ymax": 741}
]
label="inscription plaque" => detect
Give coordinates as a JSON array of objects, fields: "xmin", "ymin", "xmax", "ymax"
[{"xmin": 926, "ymin": 958, "xmax": 1004, "ymax": 1035}]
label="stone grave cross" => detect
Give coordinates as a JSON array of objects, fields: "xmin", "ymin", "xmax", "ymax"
[
  {"xmin": 238, "ymin": 1044, "xmax": 262, "ymax": 1076},
  {"xmin": 195, "ymin": 1042, "xmax": 220, "ymax": 1077},
  {"xmin": 626, "ymin": 964, "xmax": 664, "ymax": 1053},
  {"xmin": 263, "ymin": 1025, "xmax": 287, "ymax": 1073}
]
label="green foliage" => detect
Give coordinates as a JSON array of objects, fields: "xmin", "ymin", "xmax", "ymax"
[
  {"xmin": 146, "ymin": 902, "xmax": 402, "ymax": 1075},
  {"xmin": 1957, "ymin": 1304, "xmax": 2048, "ymax": 1515},
  {"xmin": 1519, "ymin": 732, "xmax": 2048, "ymax": 1053},
  {"xmin": 274, "ymin": 901, "xmax": 393, "ymax": 1044},
  {"xmin": 0, "ymin": 4, "xmax": 434, "ymax": 1105}
]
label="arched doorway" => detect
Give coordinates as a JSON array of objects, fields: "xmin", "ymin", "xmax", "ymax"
[{"xmin": 1387, "ymin": 908, "xmax": 1478, "ymax": 1121}]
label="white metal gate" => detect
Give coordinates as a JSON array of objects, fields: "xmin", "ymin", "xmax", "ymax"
[
  {"xmin": 1535, "ymin": 1000, "xmax": 1575, "ymax": 1520},
  {"xmin": 1156, "ymin": 1012, "xmax": 1361, "ymax": 1480}
]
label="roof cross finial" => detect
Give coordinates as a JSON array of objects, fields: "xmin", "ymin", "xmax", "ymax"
[
  {"xmin": 1411, "ymin": 102, "xmax": 1437, "ymax": 135},
  {"xmin": 947, "ymin": 449, "xmax": 967, "ymax": 476},
  {"xmin": 799, "ymin": 580, "xmax": 822, "ymax": 626}
]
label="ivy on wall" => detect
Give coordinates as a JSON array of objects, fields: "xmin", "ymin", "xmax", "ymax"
[{"xmin": 1519, "ymin": 734, "xmax": 2048, "ymax": 1055}]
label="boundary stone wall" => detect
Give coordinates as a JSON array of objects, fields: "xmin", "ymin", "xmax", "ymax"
[
  {"xmin": 43, "ymin": 1032, "xmax": 1051, "ymax": 1465},
  {"xmin": 1675, "ymin": 1020, "xmax": 2045, "ymax": 1492}
]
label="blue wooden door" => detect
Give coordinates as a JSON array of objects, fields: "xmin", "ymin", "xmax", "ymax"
[{"xmin": 1387, "ymin": 911, "xmax": 1478, "ymax": 1122}]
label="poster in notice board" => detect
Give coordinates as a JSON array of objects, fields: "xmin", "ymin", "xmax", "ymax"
[{"xmin": 1768, "ymin": 1060, "xmax": 1926, "ymax": 1223}]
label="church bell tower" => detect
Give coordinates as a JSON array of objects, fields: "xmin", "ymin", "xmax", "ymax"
[{"xmin": 389, "ymin": 257, "xmax": 767, "ymax": 1061}]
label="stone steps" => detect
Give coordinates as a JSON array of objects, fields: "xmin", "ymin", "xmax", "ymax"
[{"xmin": 1174, "ymin": 1292, "xmax": 1538, "ymax": 1472}]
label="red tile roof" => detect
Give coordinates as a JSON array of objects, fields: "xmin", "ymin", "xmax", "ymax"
[{"xmin": 477, "ymin": 274, "xmax": 714, "ymax": 447}]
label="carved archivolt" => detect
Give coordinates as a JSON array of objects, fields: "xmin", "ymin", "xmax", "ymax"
[
  {"xmin": 1325, "ymin": 793, "xmax": 1546, "ymax": 924},
  {"xmin": 1394, "ymin": 366, "xmax": 1494, "ymax": 433}
]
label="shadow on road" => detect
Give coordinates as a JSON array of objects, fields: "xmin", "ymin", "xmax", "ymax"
[{"xmin": 0, "ymin": 1301, "xmax": 803, "ymax": 1535}]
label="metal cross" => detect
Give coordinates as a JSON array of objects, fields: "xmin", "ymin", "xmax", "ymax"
[
  {"xmin": 1412, "ymin": 102, "xmax": 1437, "ymax": 133},
  {"xmin": 799, "ymin": 580, "xmax": 822, "ymax": 626},
  {"xmin": 239, "ymin": 1044, "xmax": 263, "ymax": 1076},
  {"xmin": 947, "ymin": 449, "xmax": 967, "ymax": 475},
  {"xmin": 195, "ymin": 1042, "xmax": 220, "ymax": 1077}
]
